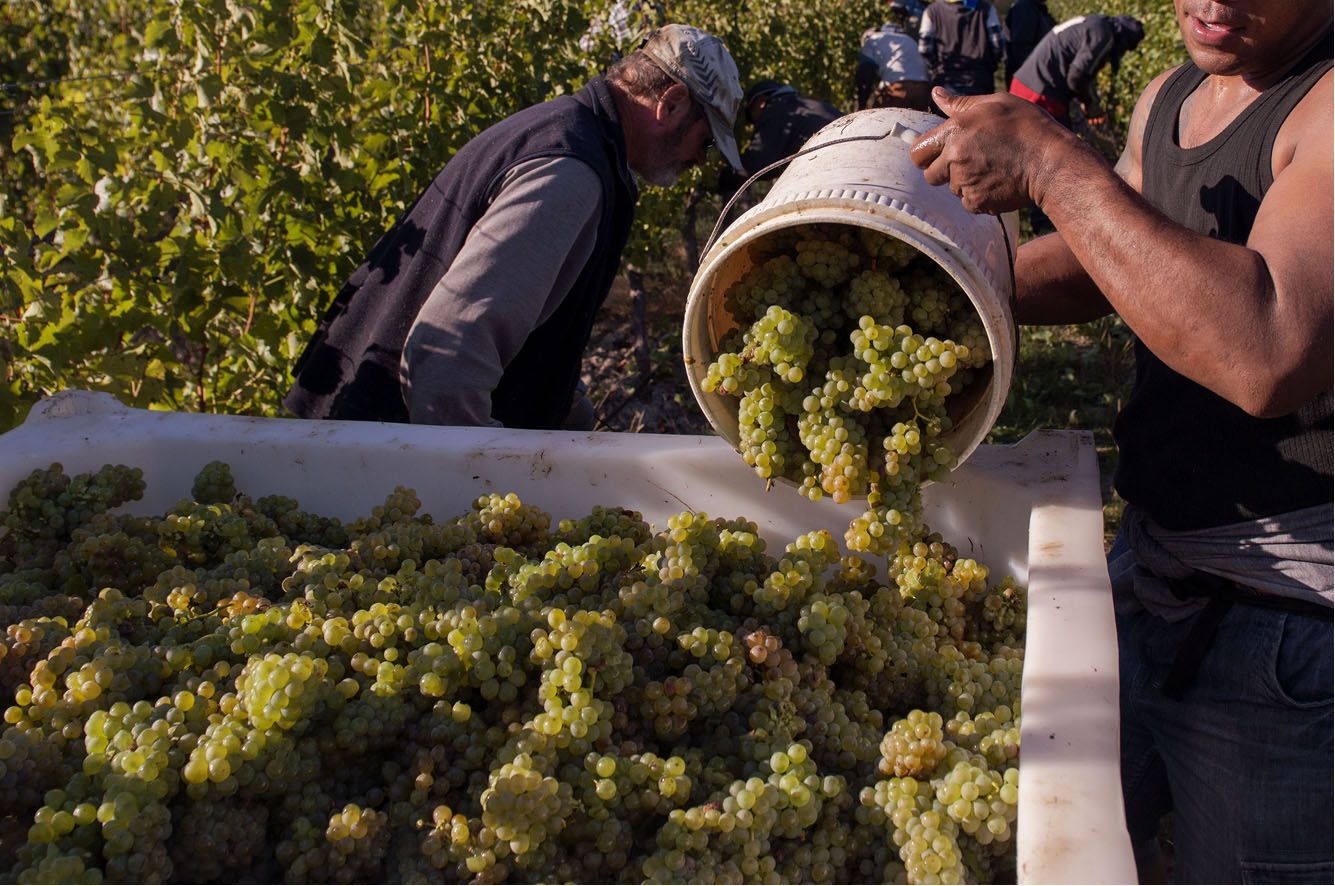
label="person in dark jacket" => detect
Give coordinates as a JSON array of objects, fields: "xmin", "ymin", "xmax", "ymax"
[
  {"xmin": 917, "ymin": 0, "xmax": 1006, "ymax": 96},
  {"xmin": 1009, "ymin": 14, "xmax": 1142, "ymax": 233},
  {"xmin": 910, "ymin": 1, "xmax": 1332, "ymax": 882},
  {"xmin": 1003, "ymin": 0, "xmax": 1055, "ymax": 88},
  {"xmin": 1009, "ymin": 14, "xmax": 1144, "ymax": 127},
  {"xmin": 284, "ymin": 25, "xmax": 743, "ymax": 431},
  {"xmin": 717, "ymin": 80, "xmax": 842, "ymax": 196},
  {"xmin": 883, "ymin": 0, "xmax": 928, "ymax": 37}
]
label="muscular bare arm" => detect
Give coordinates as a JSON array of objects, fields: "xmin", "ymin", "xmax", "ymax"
[{"xmin": 911, "ymin": 75, "xmax": 1333, "ymax": 418}]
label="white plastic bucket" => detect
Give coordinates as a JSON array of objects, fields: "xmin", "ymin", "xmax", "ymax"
[{"xmin": 683, "ymin": 107, "xmax": 1019, "ymax": 474}]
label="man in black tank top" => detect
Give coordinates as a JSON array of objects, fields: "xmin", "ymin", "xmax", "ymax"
[{"xmin": 910, "ymin": 2, "xmax": 1332, "ymax": 882}]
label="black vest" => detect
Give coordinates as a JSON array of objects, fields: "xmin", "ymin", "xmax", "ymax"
[
  {"xmin": 283, "ymin": 77, "xmax": 637, "ymax": 429},
  {"xmin": 1004, "ymin": 0, "xmax": 1055, "ymax": 85},
  {"xmin": 924, "ymin": 1, "xmax": 1000, "ymax": 95},
  {"xmin": 1114, "ymin": 37, "xmax": 1333, "ymax": 530}
]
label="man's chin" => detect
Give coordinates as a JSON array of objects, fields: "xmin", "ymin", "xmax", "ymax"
[{"xmin": 635, "ymin": 166, "xmax": 684, "ymax": 188}]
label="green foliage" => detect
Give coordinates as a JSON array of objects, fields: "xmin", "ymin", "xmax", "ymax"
[
  {"xmin": 670, "ymin": 0, "xmax": 885, "ymax": 106},
  {"xmin": 0, "ymin": 0, "xmax": 608, "ymax": 427}
]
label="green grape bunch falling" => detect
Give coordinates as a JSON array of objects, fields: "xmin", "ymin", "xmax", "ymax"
[{"xmin": 703, "ymin": 224, "xmax": 992, "ymax": 557}]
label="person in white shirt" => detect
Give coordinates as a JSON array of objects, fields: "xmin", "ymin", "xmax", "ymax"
[{"xmin": 856, "ymin": 3, "xmax": 933, "ymax": 111}]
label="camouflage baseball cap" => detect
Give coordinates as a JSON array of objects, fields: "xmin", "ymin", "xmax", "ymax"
[{"xmin": 640, "ymin": 24, "xmax": 745, "ymax": 172}]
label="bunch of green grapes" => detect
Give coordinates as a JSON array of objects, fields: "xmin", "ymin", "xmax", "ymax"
[
  {"xmin": 797, "ymin": 399, "xmax": 872, "ymax": 505},
  {"xmin": 702, "ymin": 350, "xmax": 775, "ymax": 398},
  {"xmin": 795, "ymin": 232, "xmax": 862, "ymax": 288},
  {"xmin": 723, "ymin": 254, "xmax": 806, "ymax": 323},
  {"xmin": 1, "ymin": 462, "xmax": 1030, "ymax": 885},
  {"xmin": 858, "ymin": 226, "xmax": 918, "ymax": 272},
  {"xmin": 745, "ymin": 304, "xmax": 818, "ymax": 384},
  {"xmin": 704, "ymin": 223, "xmax": 994, "ymax": 554},
  {"xmin": 878, "ymin": 709, "xmax": 948, "ymax": 778},
  {"xmin": 737, "ymin": 382, "xmax": 804, "ymax": 482},
  {"xmin": 846, "ymin": 270, "xmax": 909, "ymax": 328}
]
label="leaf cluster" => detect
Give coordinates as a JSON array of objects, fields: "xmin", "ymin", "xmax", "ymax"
[{"xmin": 0, "ymin": 0, "xmax": 622, "ymax": 427}]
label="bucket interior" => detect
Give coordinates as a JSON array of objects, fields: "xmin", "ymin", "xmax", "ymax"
[{"xmin": 684, "ymin": 218, "xmax": 1010, "ymax": 497}]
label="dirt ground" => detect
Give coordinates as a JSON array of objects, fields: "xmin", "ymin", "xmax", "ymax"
[{"xmin": 580, "ymin": 270, "xmax": 715, "ymax": 436}]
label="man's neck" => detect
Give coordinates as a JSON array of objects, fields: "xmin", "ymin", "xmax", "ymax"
[
  {"xmin": 607, "ymin": 81, "xmax": 657, "ymax": 175},
  {"xmin": 1181, "ymin": 28, "xmax": 1328, "ymax": 149}
]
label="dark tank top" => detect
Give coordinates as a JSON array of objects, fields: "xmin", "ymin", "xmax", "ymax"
[{"xmin": 1113, "ymin": 35, "xmax": 1333, "ymax": 530}]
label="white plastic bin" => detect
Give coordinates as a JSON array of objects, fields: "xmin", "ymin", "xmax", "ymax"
[{"xmin": 0, "ymin": 391, "xmax": 1133, "ymax": 884}]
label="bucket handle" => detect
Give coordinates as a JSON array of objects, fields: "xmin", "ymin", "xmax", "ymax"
[{"xmin": 703, "ymin": 130, "xmax": 904, "ymax": 259}]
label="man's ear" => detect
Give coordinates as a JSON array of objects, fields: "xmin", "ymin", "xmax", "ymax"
[{"xmin": 656, "ymin": 82, "xmax": 693, "ymax": 123}]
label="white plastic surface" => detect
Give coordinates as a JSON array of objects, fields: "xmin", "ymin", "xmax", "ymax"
[
  {"xmin": 683, "ymin": 107, "xmax": 1019, "ymax": 472},
  {"xmin": 0, "ymin": 391, "xmax": 1134, "ymax": 884}
]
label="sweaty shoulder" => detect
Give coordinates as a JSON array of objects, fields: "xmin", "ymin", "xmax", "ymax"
[
  {"xmin": 1114, "ymin": 65, "xmax": 1185, "ymax": 193},
  {"xmin": 1273, "ymin": 67, "xmax": 1333, "ymax": 179}
]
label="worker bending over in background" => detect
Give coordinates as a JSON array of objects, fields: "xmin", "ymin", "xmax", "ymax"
[
  {"xmin": 856, "ymin": 1, "xmax": 933, "ymax": 112},
  {"xmin": 717, "ymin": 80, "xmax": 842, "ymax": 198},
  {"xmin": 285, "ymin": 25, "xmax": 744, "ymax": 431}
]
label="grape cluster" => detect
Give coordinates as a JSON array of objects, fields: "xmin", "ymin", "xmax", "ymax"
[
  {"xmin": 705, "ymin": 224, "xmax": 995, "ymax": 554},
  {"xmin": 846, "ymin": 270, "xmax": 909, "ymax": 328},
  {"xmin": 879, "ymin": 710, "xmax": 948, "ymax": 778},
  {"xmin": 190, "ymin": 460, "xmax": 238, "ymax": 505},
  {"xmin": 0, "ymin": 462, "xmax": 1026, "ymax": 884},
  {"xmin": 935, "ymin": 756, "xmax": 1019, "ymax": 844},
  {"xmin": 795, "ymin": 233, "xmax": 861, "ymax": 288},
  {"xmin": 736, "ymin": 382, "xmax": 804, "ymax": 482},
  {"xmin": 861, "ymin": 775, "xmax": 966, "ymax": 883}
]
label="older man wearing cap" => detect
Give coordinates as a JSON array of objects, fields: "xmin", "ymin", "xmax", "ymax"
[{"xmin": 284, "ymin": 24, "xmax": 743, "ymax": 431}]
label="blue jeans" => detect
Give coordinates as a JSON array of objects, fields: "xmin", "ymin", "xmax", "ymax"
[{"xmin": 1112, "ymin": 538, "xmax": 1334, "ymax": 883}]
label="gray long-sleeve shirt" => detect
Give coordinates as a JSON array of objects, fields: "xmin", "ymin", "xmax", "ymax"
[{"xmin": 400, "ymin": 156, "xmax": 603, "ymax": 426}]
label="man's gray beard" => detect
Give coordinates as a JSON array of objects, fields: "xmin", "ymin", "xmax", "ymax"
[{"xmin": 636, "ymin": 164, "xmax": 682, "ymax": 188}]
